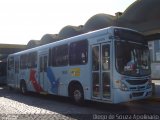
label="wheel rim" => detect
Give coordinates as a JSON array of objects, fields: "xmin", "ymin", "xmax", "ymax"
[
  {"xmin": 74, "ymin": 90, "xmax": 81, "ymax": 102},
  {"xmin": 21, "ymin": 84, "xmax": 26, "ymax": 93}
]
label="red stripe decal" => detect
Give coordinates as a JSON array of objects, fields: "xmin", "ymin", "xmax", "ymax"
[{"xmin": 29, "ymin": 69, "xmax": 43, "ymax": 92}]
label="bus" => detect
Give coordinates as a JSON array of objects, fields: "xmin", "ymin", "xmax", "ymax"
[
  {"xmin": 0, "ymin": 61, "xmax": 7, "ymax": 85},
  {"xmin": 7, "ymin": 26, "xmax": 152, "ymax": 104}
]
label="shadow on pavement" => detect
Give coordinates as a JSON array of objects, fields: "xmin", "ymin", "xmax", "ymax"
[{"xmin": 0, "ymin": 85, "xmax": 160, "ymax": 120}]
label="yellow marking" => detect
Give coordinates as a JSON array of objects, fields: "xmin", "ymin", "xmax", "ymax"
[
  {"xmin": 70, "ymin": 68, "xmax": 80, "ymax": 77},
  {"xmin": 115, "ymin": 80, "xmax": 120, "ymax": 83}
]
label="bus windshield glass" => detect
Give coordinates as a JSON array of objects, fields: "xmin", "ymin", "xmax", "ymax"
[{"xmin": 116, "ymin": 41, "xmax": 150, "ymax": 76}]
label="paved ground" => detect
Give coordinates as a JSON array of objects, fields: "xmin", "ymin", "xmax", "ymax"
[
  {"xmin": 0, "ymin": 84, "xmax": 160, "ymax": 120},
  {"xmin": 0, "ymin": 86, "xmax": 108, "ymax": 120}
]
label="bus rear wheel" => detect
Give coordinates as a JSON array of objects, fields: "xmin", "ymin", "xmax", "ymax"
[
  {"xmin": 71, "ymin": 84, "xmax": 84, "ymax": 104},
  {"xmin": 20, "ymin": 81, "xmax": 28, "ymax": 94}
]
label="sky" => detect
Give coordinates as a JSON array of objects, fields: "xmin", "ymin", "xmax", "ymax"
[{"xmin": 0, "ymin": 0, "xmax": 136, "ymax": 45}]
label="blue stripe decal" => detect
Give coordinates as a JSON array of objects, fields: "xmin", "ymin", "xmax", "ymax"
[{"xmin": 47, "ymin": 67, "xmax": 59, "ymax": 94}]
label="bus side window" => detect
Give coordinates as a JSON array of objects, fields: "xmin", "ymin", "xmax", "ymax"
[
  {"xmin": 28, "ymin": 52, "xmax": 37, "ymax": 68},
  {"xmin": 52, "ymin": 44, "xmax": 68, "ymax": 67},
  {"xmin": 20, "ymin": 54, "xmax": 28, "ymax": 69},
  {"xmin": 15, "ymin": 61, "xmax": 19, "ymax": 73},
  {"xmin": 40, "ymin": 57, "xmax": 43, "ymax": 72},
  {"xmin": 8, "ymin": 57, "xmax": 14, "ymax": 70},
  {"xmin": 69, "ymin": 40, "xmax": 88, "ymax": 65}
]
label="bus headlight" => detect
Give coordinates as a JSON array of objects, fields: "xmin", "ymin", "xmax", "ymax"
[{"xmin": 120, "ymin": 82, "xmax": 129, "ymax": 91}]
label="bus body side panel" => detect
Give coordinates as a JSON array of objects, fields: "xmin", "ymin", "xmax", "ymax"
[
  {"xmin": 46, "ymin": 63, "xmax": 91, "ymax": 99},
  {"xmin": 47, "ymin": 66, "xmax": 69, "ymax": 96}
]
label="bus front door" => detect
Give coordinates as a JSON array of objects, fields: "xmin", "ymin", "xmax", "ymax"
[
  {"xmin": 39, "ymin": 55, "xmax": 48, "ymax": 92},
  {"xmin": 92, "ymin": 43, "xmax": 111, "ymax": 100}
]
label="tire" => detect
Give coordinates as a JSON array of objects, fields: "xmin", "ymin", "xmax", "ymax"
[
  {"xmin": 71, "ymin": 84, "xmax": 84, "ymax": 105},
  {"xmin": 20, "ymin": 81, "xmax": 28, "ymax": 95}
]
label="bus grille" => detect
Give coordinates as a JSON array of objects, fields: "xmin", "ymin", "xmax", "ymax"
[
  {"xmin": 130, "ymin": 86, "xmax": 145, "ymax": 91},
  {"xmin": 132, "ymin": 92, "xmax": 144, "ymax": 97},
  {"xmin": 126, "ymin": 80, "xmax": 148, "ymax": 85}
]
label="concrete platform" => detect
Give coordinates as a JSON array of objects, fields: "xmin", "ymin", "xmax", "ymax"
[{"xmin": 152, "ymin": 80, "xmax": 160, "ymax": 102}]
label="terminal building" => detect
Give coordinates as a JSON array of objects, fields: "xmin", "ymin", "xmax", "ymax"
[
  {"xmin": 0, "ymin": 44, "xmax": 26, "ymax": 62},
  {"xmin": 0, "ymin": 44, "xmax": 26, "ymax": 84},
  {"xmin": 0, "ymin": 0, "xmax": 160, "ymax": 82}
]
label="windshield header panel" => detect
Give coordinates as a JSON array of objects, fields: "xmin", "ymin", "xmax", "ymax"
[{"xmin": 114, "ymin": 28, "xmax": 146, "ymax": 44}]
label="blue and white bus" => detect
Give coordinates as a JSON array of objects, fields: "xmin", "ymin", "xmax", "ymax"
[{"xmin": 7, "ymin": 26, "xmax": 152, "ymax": 104}]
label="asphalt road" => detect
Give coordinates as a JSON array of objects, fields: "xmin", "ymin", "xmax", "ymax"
[{"xmin": 0, "ymin": 85, "xmax": 160, "ymax": 120}]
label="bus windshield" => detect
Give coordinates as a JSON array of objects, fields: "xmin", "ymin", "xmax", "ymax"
[{"xmin": 116, "ymin": 41, "xmax": 151, "ymax": 76}]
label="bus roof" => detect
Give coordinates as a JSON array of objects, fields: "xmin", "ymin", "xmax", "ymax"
[{"xmin": 8, "ymin": 26, "xmax": 140, "ymax": 57}]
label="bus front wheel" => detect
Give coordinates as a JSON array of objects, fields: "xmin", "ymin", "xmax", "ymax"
[{"xmin": 71, "ymin": 84, "xmax": 84, "ymax": 104}]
